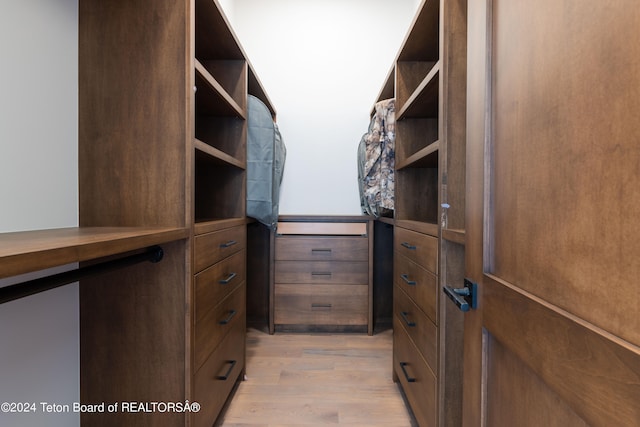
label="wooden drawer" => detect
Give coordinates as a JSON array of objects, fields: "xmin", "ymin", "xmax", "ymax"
[
  {"xmin": 195, "ymin": 249, "xmax": 245, "ymax": 322},
  {"xmin": 275, "ymin": 260, "xmax": 368, "ymax": 285},
  {"xmin": 193, "ymin": 316, "xmax": 245, "ymax": 427},
  {"xmin": 274, "ymin": 284, "xmax": 368, "ymax": 325},
  {"xmin": 394, "ymin": 284, "xmax": 437, "ymax": 374},
  {"xmin": 395, "ymin": 252, "xmax": 438, "ymax": 325},
  {"xmin": 395, "ymin": 226, "xmax": 438, "ymax": 274},
  {"xmin": 393, "ymin": 315, "xmax": 437, "ymax": 427},
  {"xmin": 194, "ymin": 225, "xmax": 246, "ymax": 273},
  {"xmin": 275, "ymin": 236, "xmax": 368, "ymax": 261},
  {"xmin": 194, "ymin": 282, "xmax": 245, "ymax": 370}
]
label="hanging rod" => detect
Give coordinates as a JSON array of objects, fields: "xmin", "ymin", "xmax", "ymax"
[{"xmin": 0, "ymin": 245, "xmax": 164, "ymax": 305}]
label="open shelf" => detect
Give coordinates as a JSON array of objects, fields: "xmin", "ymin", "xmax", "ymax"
[
  {"xmin": 248, "ymin": 65, "xmax": 277, "ymax": 119},
  {"xmin": 194, "ymin": 138, "xmax": 244, "ymax": 169},
  {"xmin": 194, "ymin": 149, "xmax": 245, "ymax": 224},
  {"xmin": 0, "ymin": 227, "xmax": 189, "ymax": 279},
  {"xmin": 370, "ymin": 64, "xmax": 396, "ymax": 116},
  {"xmin": 195, "ymin": 0, "xmax": 244, "ymax": 61},
  {"xmin": 395, "ymin": 164, "xmax": 439, "ymax": 226},
  {"xmin": 397, "ymin": 63, "xmax": 439, "ymax": 119},
  {"xmin": 195, "ymin": 60, "xmax": 245, "ymax": 119},
  {"xmin": 397, "ymin": 0, "xmax": 440, "ymax": 63},
  {"xmin": 397, "ymin": 140, "xmax": 439, "ymax": 169}
]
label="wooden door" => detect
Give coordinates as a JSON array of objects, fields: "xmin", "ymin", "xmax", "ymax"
[{"xmin": 462, "ymin": 0, "xmax": 640, "ymax": 426}]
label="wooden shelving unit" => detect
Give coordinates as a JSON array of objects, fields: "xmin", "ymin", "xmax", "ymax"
[
  {"xmin": 371, "ymin": 0, "xmax": 468, "ymax": 425},
  {"xmin": 6, "ymin": 1, "xmax": 278, "ymax": 426}
]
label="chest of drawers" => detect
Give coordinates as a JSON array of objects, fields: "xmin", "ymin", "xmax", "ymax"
[
  {"xmin": 271, "ymin": 216, "xmax": 373, "ymax": 334},
  {"xmin": 192, "ymin": 223, "xmax": 246, "ymax": 427}
]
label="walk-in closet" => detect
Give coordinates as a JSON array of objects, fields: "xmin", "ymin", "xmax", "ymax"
[{"xmin": 1, "ymin": 1, "xmax": 638, "ymax": 426}]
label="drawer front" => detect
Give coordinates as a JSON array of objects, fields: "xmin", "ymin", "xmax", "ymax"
[
  {"xmin": 193, "ymin": 316, "xmax": 245, "ymax": 427},
  {"xmin": 394, "ymin": 284, "xmax": 437, "ymax": 373},
  {"xmin": 195, "ymin": 249, "xmax": 245, "ymax": 322},
  {"xmin": 393, "ymin": 315, "xmax": 437, "ymax": 427},
  {"xmin": 194, "ymin": 225, "xmax": 246, "ymax": 273},
  {"xmin": 395, "ymin": 252, "xmax": 438, "ymax": 325},
  {"xmin": 194, "ymin": 283, "xmax": 245, "ymax": 370},
  {"xmin": 275, "ymin": 236, "xmax": 368, "ymax": 261},
  {"xmin": 275, "ymin": 260, "xmax": 368, "ymax": 285},
  {"xmin": 395, "ymin": 227, "xmax": 438, "ymax": 274},
  {"xmin": 274, "ymin": 284, "xmax": 368, "ymax": 325}
]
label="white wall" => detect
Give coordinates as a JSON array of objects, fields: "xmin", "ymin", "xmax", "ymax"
[
  {"xmin": 224, "ymin": 0, "xmax": 420, "ymax": 215},
  {"xmin": 0, "ymin": 0, "xmax": 79, "ymax": 426}
]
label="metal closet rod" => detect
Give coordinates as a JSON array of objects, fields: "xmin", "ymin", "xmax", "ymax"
[{"xmin": 0, "ymin": 246, "xmax": 164, "ymax": 305}]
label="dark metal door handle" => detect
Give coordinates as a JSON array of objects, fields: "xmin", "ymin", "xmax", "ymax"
[
  {"xmin": 443, "ymin": 278, "xmax": 477, "ymax": 312},
  {"xmin": 401, "ymin": 242, "xmax": 416, "ymax": 250}
]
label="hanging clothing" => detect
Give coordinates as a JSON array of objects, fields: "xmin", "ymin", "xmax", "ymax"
[
  {"xmin": 246, "ymin": 95, "xmax": 286, "ymax": 230},
  {"xmin": 358, "ymin": 98, "xmax": 395, "ymax": 218}
]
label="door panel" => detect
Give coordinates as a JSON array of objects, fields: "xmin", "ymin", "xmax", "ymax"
[
  {"xmin": 463, "ymin": 0, "xmax": 640, "ymax": 425},
  {"xmin": 484, "ymin": 275, "xmax": 639, "ymax": 425},
  {"xmin": 490, "ymin": 0, "xmax": 640, "ymax": 346},
  {"xmin": 486, "ymin": 336, "xmax": 588, "ymax": 427}
]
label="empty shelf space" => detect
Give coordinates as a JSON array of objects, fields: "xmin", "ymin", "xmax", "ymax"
[
  {"xmin": 397, "ymin": 0, "xmax": 440, "ymax": 62},
  {"xmin": 397, "ymin": 62, "xmax": 440, "ymax": 120},
  {"xmin": 195, "ymin": 60, "xmax": 245, "ymax": 119},
  {"xmin": 397, "ymin": 140, "xmax": 439, "ymax": 169},
  {"xmin": 195, "ymin": 138, "xmax": 244, "ymax": 169},
  {"xmin": 195, "ymin": 0, "xmax": 244, "ymax": 61}
]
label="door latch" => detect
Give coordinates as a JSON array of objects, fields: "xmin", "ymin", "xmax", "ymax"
[{"xmin": 443, "ymin": 278, "xmax": 477, "ymax": 312}]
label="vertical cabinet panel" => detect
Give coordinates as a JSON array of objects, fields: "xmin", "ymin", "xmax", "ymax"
[
  {"xmin": 79, "ymin": 1, "xmax": 275, "ymax": 426},
  {"xmin": 381, "ymin": 0, "xmax": 468, "ymax": 425}
]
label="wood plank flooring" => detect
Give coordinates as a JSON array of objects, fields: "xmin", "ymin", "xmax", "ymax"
[{"xmin": 216, "ymin": 328, "xmax": 416, "ymax": 426}]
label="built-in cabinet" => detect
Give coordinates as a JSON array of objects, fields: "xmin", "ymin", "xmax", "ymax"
[
  {"xmin": 373, "ymin": 0, "xmax": 468, "ymax": 425},
  {"xmin": 0, "ymin": 1, "xmax": 275, "ymax": 426},
  {"xmin": 271, "ymin": 216, "xmax": 374, "ymax": 335}
]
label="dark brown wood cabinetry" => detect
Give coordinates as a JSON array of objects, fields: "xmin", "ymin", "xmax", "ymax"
[
  {"xmin": 271, "ymin": 216, "xmax": 374, "ymax": 335},
  {"xmin": 0, "ymin": 2, "xmax": 275, "ymax": 427},
  {"xmin": 372, "ymin": 0, "xmax": 468, "ymax": 425}
]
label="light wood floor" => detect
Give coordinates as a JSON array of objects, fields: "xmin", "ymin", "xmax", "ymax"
[{"xmin": 216, "ymin": 328, "xmax": 416, "ymax": 426}]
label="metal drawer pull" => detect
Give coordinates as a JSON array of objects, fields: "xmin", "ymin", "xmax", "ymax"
[
  {"xmin": 220, "ymin": 240, "xmax": 237, "ymax": 248},
  {"xmin": 401, "ymin": 242, "xmax": 416, "ymax": 250},
  {"xmin": 219, "ymin": 309, "xmax": 237, "ymax": 325},
  {"xmin": 400, "ymin": 311, "xmax": 416, "ymax": 327},
  {"xmin": 401, "ymin": 274, "xmax": 416, "ymax": 286},
  {"xmin": 311, "ymin": 303, "xmax": 332, "ymax": 309},
  {"xmin": 216, "ymin": 360, "xmax": 237, "ymax": 380},
  {"xmin": 311, "ymin": 248, "xmax": 332, "ymax": 253},
  {"xmin": 400, "ymin": 362, "xmax": 416, "ymax": 383},
  {"xmin": 219, "ymin": 272, "xmax": 237, "ymax": 284},
  {"xmin": 312, "ymin": 272, "xmax": 332, "ymax": 276}
]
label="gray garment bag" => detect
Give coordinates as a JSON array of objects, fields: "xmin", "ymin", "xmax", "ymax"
[{"xmin": 246, "ymin": 95, "xmax": 286, "ymax": 230}]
